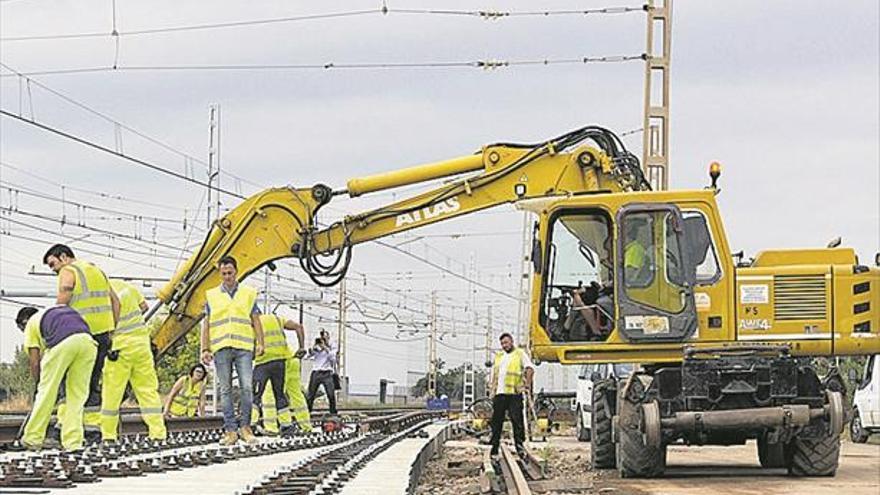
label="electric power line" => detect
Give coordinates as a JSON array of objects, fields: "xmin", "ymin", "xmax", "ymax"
[
  {"xmin": 0, "ymin": 63, "xmax": 264, "ymax": 195},
  {"xmin": 1, "ymin": 55, "xmax": 646, "ymax": 77},
  {"xmin": 0, "ymin": 5, "xmax": 648, "ymax": 42},
  {"xmin": 0, "ymin": 109, "xmax": 247, "ymax": 199}
]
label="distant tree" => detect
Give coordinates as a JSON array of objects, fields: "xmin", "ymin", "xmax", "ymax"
[
  {"xmin": 0, "ymin": 346, "xmax": 35, "ymax": 405},
  {"xmin": 148, "ymin": 308, "xmax": 202, "ymax": 394},
  {"xmin": 410, "ymin": 360, "xmax": 488, "ymax": 400}
]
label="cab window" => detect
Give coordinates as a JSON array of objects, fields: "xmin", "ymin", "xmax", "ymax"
[
  {"xmin": 621, "ymin": 210, "xmax": 688, "ymax": 314},
  {"xmin": 542, "ymin": 210, "xmax": 615, "ymax": 342},
  {"xmin": 683, "ymin": 211, "xmax": 721, "ymax": 284}
]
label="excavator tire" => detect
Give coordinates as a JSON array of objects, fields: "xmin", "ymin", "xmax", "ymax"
[
  {"xmin": 617, "ymin": 385, "xmax": 665, "ymax": 478},
  {"xmin": 757, "ymin": 434, "xmax": 786, "ymax": 468},
  {"xmin": 590, "ymin": 379, "xmax": 616, "ymax": 469},
  {"xmin": 787, "ymin": 430, "xmax": 840, "ymax": 477}
]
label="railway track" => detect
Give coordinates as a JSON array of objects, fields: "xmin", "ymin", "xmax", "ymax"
[
  {"xmin": 0, "ymin": 406, "xmax": 428, "ymax": 446},
  {"xmin": 0, "ymin": 409, "xmax": 444, "ymax": 492},
  {"xmin": 481, "ymin": 443, "xmax": 547, "ymax": 495}
]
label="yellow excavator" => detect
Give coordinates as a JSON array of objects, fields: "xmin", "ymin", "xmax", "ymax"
[{"xmin": 150, "ymin": 125, "xmax": 879, "ymax": 478}]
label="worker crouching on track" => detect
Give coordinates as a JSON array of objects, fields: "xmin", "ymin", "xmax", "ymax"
[
  {"xmin": 43, "ymin": 244, "xmax": 120, "ymax": 442},
  {"xmin": 201, "ymin": 256, "xmax": 265, "ymax": 445},
  {"xmin": 489, "ymin": 332, "xmax": 534, "ymax": 458},
  {"xmin": 16, "ymin": 306, "xmax": 98, "ymax": 451},
  {"xmin": 252, "ymin": 314, "xmax": 307, "ymax": 437},
  {"xmin": 99, "ymin": 280, "xmax": 167, "ymax": 443},
  {"xmin": 164, "ymin": 364, "xmax": 207, "ymax": 418}
]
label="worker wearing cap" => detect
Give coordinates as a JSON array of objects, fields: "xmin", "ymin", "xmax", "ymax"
[
  {"xmin": 165, "ymin": 364, "xmax": 208, "ymax": 418},
  {"xmin": 489, "ymin": 332, "xmax": 534, "ymax": 458},
  {"xmin": 202, "ymin": 255, "xmax": 264, "ymax": 445},
  {"xmin": 43, "ymin": 244, "xmax": 120, "ymax": 440},
  {"xmin": 16, "ymin": 305, "xmax": 98, "ymax": 451},
  {"xmin": 252, "ymin": 314, "xmax": 306, "ymax": 436},
  {"xmin": 99, "ymin": 280, "xmax": 167, "ymax": 443}
]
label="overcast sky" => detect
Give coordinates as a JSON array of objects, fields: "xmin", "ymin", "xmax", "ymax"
[{"xmin": 1, "ymin": 1, "xmax": 877, "ymax": 394}]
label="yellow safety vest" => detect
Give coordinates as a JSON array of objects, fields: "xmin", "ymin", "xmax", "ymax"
[
  {"xmin": 110, "ymin": 279, "xmax": 149, "ymax": 350},
  {"xmin": 205, "ymin": 284, "xmax": 257, "ymax": 352},
  {"xmin": 63, "ymin": 260, "xmax": 114, "ymax": 335},
  {"xmin": 254, "ymin": 314, "xmax": 292, "ymax": 366},
  {"xmin": 169, "ymin": 376, "xmax": 203, "ymax": 417},
  {"xmin": 493, "ymin": 349, "xmax": 526, "ymax": 395},
  {"xmin": 624, "ymin": 241, "xmax": 647, "ymax": 269}
]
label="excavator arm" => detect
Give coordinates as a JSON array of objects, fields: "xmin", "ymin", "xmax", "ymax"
[{"xmin": 151, "ymin": 125, "xmax": 649, "ymax": 354}]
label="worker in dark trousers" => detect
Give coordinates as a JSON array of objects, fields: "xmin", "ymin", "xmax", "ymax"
[
  {"xmin": 43, "ymin": 244, "xmax": 120, "ymax": 442},
  {"xmin": 489, "ymin": 332, "xmax": 534, "ymax": 458}
]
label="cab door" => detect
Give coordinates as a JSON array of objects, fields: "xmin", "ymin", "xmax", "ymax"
[{"xmin": 615, "ymin": 203, "xmax": 698, "ymax": 342}]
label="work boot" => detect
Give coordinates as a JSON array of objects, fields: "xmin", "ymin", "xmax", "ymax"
[
  {"xmin": 515, "ymin": 444, "xmax": 527, "ymax": 459},
  {"xmin": 279, "ymin": 425, "xmax": 297, "ymax": 438},
  {"xmin": 239, "ymin": 426, "xmax": 257, "ymax": 444},
  {"xmin": 219, "ymin": 431, "xmax": 239, "ymax": 446},
  {"xmin": 84, "ymin": 430, "xmax": 102, "ymax": 446}
]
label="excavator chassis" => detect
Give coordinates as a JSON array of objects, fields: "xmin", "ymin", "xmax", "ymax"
[{"xmin": 594, "ymin": 346, "xmax": 845, "ymax": 478}]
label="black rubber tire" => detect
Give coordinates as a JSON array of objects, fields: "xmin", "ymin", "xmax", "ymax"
[
  {"xmin": 617, "ymin": 402, "xmax": 665, "ymax": 478},
  {"xmin": 590, "ymin": 379, "xmax": 616, "ymax": 469},
  {"xmin": 850, "ymin": 410, "xmax": 870, "ymax": 444},
  {"xmin": 757, "ymin": 434, "xmax": 786, "ymax": 468},
  {"xmin": 787, "ymin": 431, "xmax": 840, "ymax": 477},
  {"xmin": 577, "ymin": 411, "xmax": 591, "ymax": 442}
]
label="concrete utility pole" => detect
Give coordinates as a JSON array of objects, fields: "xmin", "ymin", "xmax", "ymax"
[
  {"xmin": 517, "ymin": 212, "xmax": 533, "ymax": 346},
  {"xmin": 427, "ymin": 291, "xmax": 438, "ymax": 399},
  {"xmin": 485, "ymin": 306, "xmax": 493, "ymax": 367},
  {"xmin": 642, "ymin": 0, "xmax": 673, "ymax": 190},
  {"xmin": 336, "ymin": 278, "xmax": 347, "ymax": 379},
  {"xmin": 207, "ymin": 104, "xmax": 222, "ymax": 228}
]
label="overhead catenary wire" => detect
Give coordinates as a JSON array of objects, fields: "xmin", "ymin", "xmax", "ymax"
[
  {"xmin": 0, "ymin": 4, "xmax": 648, "ymax": 42},
  {"xmin": 1, "ymin": 55, "xmax": 647, "ymax": 77},
  {"xmin": 0, "ymin": 109, "xmax": 247, "ymax": 200},
  {"xmin": 0, "ymin": 63, "xmax": 264, "ymax": 194}
]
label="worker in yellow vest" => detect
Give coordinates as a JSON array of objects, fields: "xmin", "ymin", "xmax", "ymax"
[
  {"xmin": 16, "ymin": 305, "xmax": 97, "ymax": 451},
  {"xmin": 99, "ymin": 280, "xmax": 167, "ymax": 443},
  {"xmin": 283, "ymin": 354, "xmax": 313, "ymax": 432},
  {"xmin": 201, "ymin": 256, "xmax": 264, "ymax": 445},
  {"xmin": 489, "ymin": 332, "xmax": 534, "ymax": 458},
  {"xmin": 44, "ymin": 244, "xmax": 120, "ymax": 442},
  {"xmin": 164, "ymin": 364, "xmax": 207, "ymax": 417},
  {"xmin": 252, "ymin": 313, "xmax": 306, "ymax": 436},
  {"xmin": 623, "ymin": 219, "xmax": 650, "ymax": 285}
]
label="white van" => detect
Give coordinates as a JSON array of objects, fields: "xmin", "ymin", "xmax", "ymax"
[
  {"xmin": 851, "ymin": 355, "xmax": 879, "ymax": 443},
  {"xmin": 575, "ymin": 363, "xmax": 634, "ymax": 441}
]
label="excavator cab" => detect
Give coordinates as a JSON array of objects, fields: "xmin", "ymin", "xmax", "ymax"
[{"xmin": 537, "ymin": 199, "xmax": 698, "ymax": 346}]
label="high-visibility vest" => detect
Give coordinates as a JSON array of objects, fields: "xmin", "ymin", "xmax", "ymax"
[
  {"xmin": 63, "ymin": 260, "xmax": 114, "ymax": 335},
  {"xmin": 624, "ymin": 241, "xmax": 647, "ymax": 269},
  {"xmin": 205, "ymin": 284, "xmax": 257, "ymax": 352},
  {"xmin": 110, "ymin": 280, "xmax": 149, "ymax": 350},
  {"xmin": 493, "ymin": 349, "xmax": 527, "ymax": 395},
  {"xmin": 254, "ymin": 314, "xmax": 292, "ymax": 366},
  {"xmin": 169, "ymin": 376, "xmax": 203, "ymax": 417}
]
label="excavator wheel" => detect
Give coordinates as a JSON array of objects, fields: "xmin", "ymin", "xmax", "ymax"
[
  {"xmin": 757, "ymin": 434, "xmax": 787, "ymax": 468},
  {"xmin": 590, "ymin": 378, "xmax": 616, "ymax": 469},
  {"xmin": 616, "ymin": 376, "xmax": 665, "ymax": 478},
  {"xmin": 786, "ymin": 391, "xmax": 842, "ymax": 477}
]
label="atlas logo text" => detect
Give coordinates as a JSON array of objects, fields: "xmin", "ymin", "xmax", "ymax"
[{"xmin": 396, "ymin": 197, "xmax": 461, "ymax": 227}]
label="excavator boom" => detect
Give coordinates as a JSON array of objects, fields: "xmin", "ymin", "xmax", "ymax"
[{"xmin": 151, "ymin": 126, "xmax": 648, "ymax": 354}]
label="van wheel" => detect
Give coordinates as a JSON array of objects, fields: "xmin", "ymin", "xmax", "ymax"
[{"xmin": 850, "ymin": 410, "xmax": 870, "ymax": 444}]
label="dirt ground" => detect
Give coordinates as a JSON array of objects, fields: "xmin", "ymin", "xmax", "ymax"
[{"xmin": 415, "ymin": 431, "xmax": 880, "ymax": 495}]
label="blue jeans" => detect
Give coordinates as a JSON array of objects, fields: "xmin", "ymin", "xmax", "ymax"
[{"xmin": 214, "ymin": 348, "xmax": 254, "ymax": 432}]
